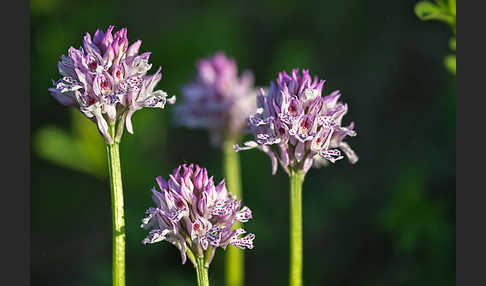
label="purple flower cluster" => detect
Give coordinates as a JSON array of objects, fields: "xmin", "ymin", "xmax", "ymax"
[
  {"xmin": 141, "ymin": 164, "xmax": 255, "ymax": 266},
  {"xmin": 174, "ymin": 52, "xmax": 256, "ymax": 146},
  {"xmin": 49, "ymin": 26, "xmax": 175, "ymax": 143},
  {"xmin": 235, "ymin": 69, "xmax": 358, "ymax": 176}
]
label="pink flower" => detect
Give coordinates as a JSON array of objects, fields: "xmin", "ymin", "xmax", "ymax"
[
  {"xmin": 49, "ymin": 26, "xmax": 175, "ymax": 143},
  {"xmin": 141, "ymin": 164, "xmax": 255, "ymax": 266},
  {"xmin": 175, "ymin": 52, "xmax": 256, "ymax": 146},
  {"xmin": 235, "ymin": 69, "xmax": 358, "ymax": 176}
]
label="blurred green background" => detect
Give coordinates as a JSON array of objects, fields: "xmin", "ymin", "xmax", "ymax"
[{"xmin": 31, "ymin": 0, "xmax": 455, "ymax": 285}]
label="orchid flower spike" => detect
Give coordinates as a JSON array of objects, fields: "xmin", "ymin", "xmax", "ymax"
[
  {"xmin": 174, "ymin": 52, "xmax": 256, "ymax": 146},
  {"xmin": 49, "ymin": 25, "xmax": 176, "ymax": 144},
  {"xmin": 141, "ymin": 163, "xmax": 255, "ymax": 268},
  {"xmin": 235, "ymin": 69, "xmax": 358, "ymax": 177}
]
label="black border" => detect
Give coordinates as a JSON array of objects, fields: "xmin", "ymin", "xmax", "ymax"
[
  {"xmin": 3, "ymin": 0, "xmax": 30, "ymax": 285},
  {"xmin": 457, "ymin": 1, "xmax": 485, "ymax": 285}
]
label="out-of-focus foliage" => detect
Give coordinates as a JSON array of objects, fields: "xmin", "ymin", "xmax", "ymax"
[
  {"xmin": 34, "ymin": 109, "xmax": 107, "ymax": 179},
  {"xmin": 445, "ymin": 54, "xmax": 456, "ymax": 75},
  {"xmin": 31, "ymin": 1, "xmax": 455, "ymax": 286},
  {"xmin": 381, "ymin": 167, "xmax": 455, "ymax": 285},
  {"xmin": 415, "ymin": 0, "xmax": 455, "ymax": 25},
  {"xmin": 415, "ymin": 0, "xmax": 456, "ymax": 74}
]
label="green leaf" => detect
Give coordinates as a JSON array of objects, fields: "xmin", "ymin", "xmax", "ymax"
[
  {"xmin": 415, "ymin": 1, "xmax": 454, "ymax": 23},
  {"xmin": 70, "ymin": 109, "xmax": 106, "ymax": 168},
  {"xmin": 415, "ymin": 2, "xmax": 440, "ymax": 18},
  {"xmin": 435, "ymin": 0, "xmax": 448, "ymax": 10},
  {"xmin": 449, "ymin": 37, "xmax": 456, "ymax": 51},
  {"xmin": 33, "ymin": 109, "xmax": 107, "ymax": 179},
  {"xmin": 448, "ymin": 0, "xmax": 456, "ymax": 16},
  {"xmin": 444, "ymin": 54, "xmax": 456, "ymax": 75}
]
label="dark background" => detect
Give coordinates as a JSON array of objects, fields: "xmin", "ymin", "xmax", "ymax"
[{"xmin": 30, "ymin": 0, "xmax": 455, "ymax": 285}]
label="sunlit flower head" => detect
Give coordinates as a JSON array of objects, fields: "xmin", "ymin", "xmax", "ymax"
[
  {"xmin": 141, "ymin": 163, "xmax": 255, "ymax": 267},
  {"xmin": 49, "ymin": 25, "xmax": 175, "ymax": 143},
  {"xmin": 235, "ymin": 69, "xmax": 358, "ymax": 176},
  {"xmin": 174, "ymin": 52, "xmax": 256, "ymax": 146}
]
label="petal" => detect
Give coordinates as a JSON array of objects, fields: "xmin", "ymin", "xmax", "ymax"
[
  {"xmin": 151, "ymin": 188, "xmax": 166, "ymax": 210},
  {"xmin": 235, "ymin": 206, "xmax": 252, "ymax": 222},
  {"xmin": 124, "ymin": 108, "xmax": 136, "ymax": 134},
  {"xmin": 156, "ymin": 176, "xmax": 168, "ymax": 190},
  {"xmin": 322, "ymin": 90, "xmax": 341, "ymax": 109},
  {"xmin": 48, "ymin": 88, "xmax": 76, "ymax": 106},
  {"xmin": 103, "ymin": 103, "xmax": 117, "ymax": 122},
  {"xmin": 103, "ymin": 46, "xmax": 115, "ymax": 67},
  {"xmin": 295, "ymin": 141, "xmax": 305, "ymax": 162},
  {"xmin": 211, "ymin": 200, "xmax": 233, "ymax": 216},
  {"xmin": 100, "ymin": 25, "xmax": 114, "ymax": 52},
  {"xmin": 279, "ymin": 144, "xmax": 290, "ymax": 168},
  {"xmin": 167, "ymin": 95, "xmax": 177, "ymax": 105},
  {"xmin": 339, "ymin": 141, "xmax": 359, "ymax": 164},
  {"xmin": 127, "ymin": 40, "xmax": 142, "ymax": 57},
  {"xmin": 319, "ymin": 149, "xmax": 344, "ymax": 163},
  {"xmin": 269, "ymin": 151, "xmax": 278, "ymax": 175},
  {"xmin": 206, "ymin": 226, "xmax": 223, "ymax": 247},
  {"xmin": 303, "ymin": 156, "xmax": 314, "ymax": 174},
  {"xmin": 93, "ymin": 29, "xmax": 105, "ymax": 46},
  {"xmin": 230, "ymin": 232, "xmax": 255, "ymax": 250},
  {"xmin": 141, "ymin": 229, "xmax": 170, "ymax": 244},
  {"xmin": 83, "ymin": 32, "xmax": 101, "ymax": 56},
  {"xmin": 200, "ymin": 236, "xmax": 209, "ymax": 250},
  {"xmin": 143, "ymin": 90, "xmax": 174, "ymax": 108},
  {"xmin": 259, "ymin": 145, "xmax": 278, "ymax": 175},
  {"xmin": 167, "ymin": 234, "xmax": 188, "ymax": 265},
  {"xmin": 93, "ymin": 109, "xmax": 112, "ymax": 144},
  {"xmin": 233, "ymin": 141, "xmax": 259, "ymax": 152}
]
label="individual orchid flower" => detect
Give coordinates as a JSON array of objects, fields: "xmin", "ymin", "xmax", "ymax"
[
  {"xmin": 49, "ymin": 25, "xmax": 175, "ymax": 144},
  {"xmin": 235, "ymin": 68, "xmax": 358, "ymax": 177},
  {"xmin": 174, "ymin": 52, "xmax": 256, "ymax": 146}
]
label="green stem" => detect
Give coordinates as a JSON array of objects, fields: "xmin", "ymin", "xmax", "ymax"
[
  {"xmin": 289, "ymin": 170, "xmax": 304, "ymax": 286},
  {"xmin": 107, "ymin": 124, "xmax": 126, "ymax": 286},
  {"xmin": 196, "ymin": 256, "xmax": 210, "ymax": 286},
  {"xmin": 222, "ymin": 137, "xmax": 244, "ymax": 286}
]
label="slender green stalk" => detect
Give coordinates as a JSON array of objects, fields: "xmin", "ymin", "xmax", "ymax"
[
  {"xmin": 222, "ymin": 137, "xmax": 244, "ymax": 286},
  {"xmin": 107, "ymin": 124, "xmax": 126, "ymax": 286},
  {"xmin": 289, "ymin": 170, "xmax": 304, "ymax": 286},
  {"xmin": 196, "ymin": 256, "xmax": 210, "ymax": 286}
]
